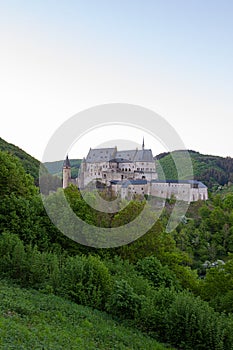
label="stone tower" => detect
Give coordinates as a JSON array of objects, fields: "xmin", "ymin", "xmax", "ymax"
[{"xmin": 63, "ymin": 155, "xmax": 71, "ymax": 189}]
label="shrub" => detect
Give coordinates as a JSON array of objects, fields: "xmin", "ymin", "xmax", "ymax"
[
  {"xmin": 136, "ymin": 256, "xmax": 179, "ymax": 289},
  {"xmin": 60, "ymin": 255, "xmax": 112, "ymax": 310},
  {"xmin": 166, "ymin": 292, "xmax": 233, "ymax": 350},
  {"xmin": 106, "ymin": 279, "xmax": 142, "ymax": 319},
  {"xmin": 138, "ymin": 286, "xmax": 177, "ymax": 339},
  {"xmin": 0, "ymin": 232, "xmax": 27, "ymax": 279}
]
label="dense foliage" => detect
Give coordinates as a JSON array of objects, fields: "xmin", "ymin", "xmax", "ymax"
[
  {"xmin": 0, "ymin": 137, "xmax": 47, "ymax": 184},
  {"xmin": 1, "ymin": 149, "xmax": 233, "ymax": 349}
]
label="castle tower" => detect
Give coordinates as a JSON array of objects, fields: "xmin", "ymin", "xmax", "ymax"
[{"xmin": 63, "ymin": 155, "xmax": 71, "ymax": 189}]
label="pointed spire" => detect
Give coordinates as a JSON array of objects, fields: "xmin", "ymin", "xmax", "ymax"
[
  {"xmin": 63, "ymin": 154, "xmax": 71, "ymax": 168},
  {"xmin": 142, "ymin": 137, "xmax": 145, "ymax": 150}
]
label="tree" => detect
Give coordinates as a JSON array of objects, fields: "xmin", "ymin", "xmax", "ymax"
[{"xmin": 0, "ymin": 150, "xmax": 37, "ymax": 198}]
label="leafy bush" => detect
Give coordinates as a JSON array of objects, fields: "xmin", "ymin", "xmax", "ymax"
[
  {"xmin": 138, "ymin": 287, "xmax": 176, "ymax": 339},
  {"xmin": 106, "ymin": 279, "xmax": 142, "ymax": 319},
  {"xmin": 136, "ymin": 256, "xmax": 179, "ymax": 289},
  {"xmin": 60, "ymin": 255, "xmax": 112, "ymax": 310},
  {"xmin": 166, "ymin": 292, "xmax": 233, "ymax": 350}
]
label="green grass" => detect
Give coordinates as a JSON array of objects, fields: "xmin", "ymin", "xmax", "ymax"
[{"xmin": 0, "ymin": 280, "xmax": 172, "ymax": 350}]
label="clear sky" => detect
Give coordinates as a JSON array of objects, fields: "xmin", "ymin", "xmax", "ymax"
[{"xmin": 1, "ymin": 0, "xmax": 233, "ymax": 161}]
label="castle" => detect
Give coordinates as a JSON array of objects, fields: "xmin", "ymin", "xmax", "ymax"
[{"xmin": 63, "ymin": 140, "xmax": 208, "ymax": 202}]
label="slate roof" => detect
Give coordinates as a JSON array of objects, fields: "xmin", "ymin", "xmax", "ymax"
[
  {"xmin": 115, "ymin": 150, "xmax": 137, "ymax": 161},
  {"xmin": 86, "ymin": 148, "xmax": 116, "ymax": 163},
  {"xmin": 86, "ymin": 147, "xmax": 154, "ymax": 163},
  {"xmin": 134, "ymin": 149, "xmax": 154, "ymax": 162},
  {"xmin": 151, "ymin": 179, "xmax": 207, "ymax": 188},
  {"xmin": 110, "ymin": 179, "xmax": 148, "ymax": 188},
  {"xmin": 63, "ymin": 155, "xmax": 71, "ymax": 168}
]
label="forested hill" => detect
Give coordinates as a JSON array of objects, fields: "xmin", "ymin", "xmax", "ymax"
[
  {"xmin": 0, "ymin": 137, "xmax": 47, "ymax": 185},
  {"xmin": 156, "ymin": 150, "xmax": 233, "ymax": 189},
  {"xmin": 44, "ymin": 159, "xmax": 81, "ymax": 178}
]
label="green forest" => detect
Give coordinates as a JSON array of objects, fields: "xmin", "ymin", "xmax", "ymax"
[
  {"xmin": 1, "ymin": 143, "xmax": 233, "ymax": 349},
  {"xmin": 156, "ymin": 150, "xmax": 233, "ymax": 189}
]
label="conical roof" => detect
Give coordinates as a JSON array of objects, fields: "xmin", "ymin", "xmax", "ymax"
[{"xmin": 63, "ymin": 155, "xmax": 71, "ymax": 168}]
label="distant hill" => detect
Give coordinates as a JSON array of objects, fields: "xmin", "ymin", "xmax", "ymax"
[
  {"xmin": 44, "ymin": 159, "xmax": 81, "ymax": 178},
  {"xmin": 156, "ymin": 150, "xmax": 233, "ymax": 189},
  {"xmin": 0, "ymin": 137, "xmax": 47, "ymax": 185}
]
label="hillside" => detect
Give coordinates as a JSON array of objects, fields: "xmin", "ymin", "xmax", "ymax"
[
  {"xmin": 156, "ymin": 150, "xmax": 233, "ymax": 189},
  {"xmin": 0, "ymin": 280, "xmax": 170, "ymax": 350},
  {"xmin": 44, "ymin": 159, "xmax": 81, "ymax": 178},
  {"xmin": 1, "ymin": 148, "xmax": 233, "ymax": 349},
  {"xmin": 0, "ymin": 137, "xmax": 47, "ymax": 185}
]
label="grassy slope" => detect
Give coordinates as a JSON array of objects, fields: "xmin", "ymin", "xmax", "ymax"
[
  {"xmin": 0, "ymin": 137, "xmax": 46, "ymax": 184},
  {"xmin": 156, "ymin": 150, "xmax": 233, "ymax": 189},
  {"xmin": 0, "ymin": 280, "xmax": 171, "ymax": 350}
]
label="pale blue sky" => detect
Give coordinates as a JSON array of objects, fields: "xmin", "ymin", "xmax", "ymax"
[{"xmin": 1, "ymin": 1, "xmax": 233, "ymax": 160}]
